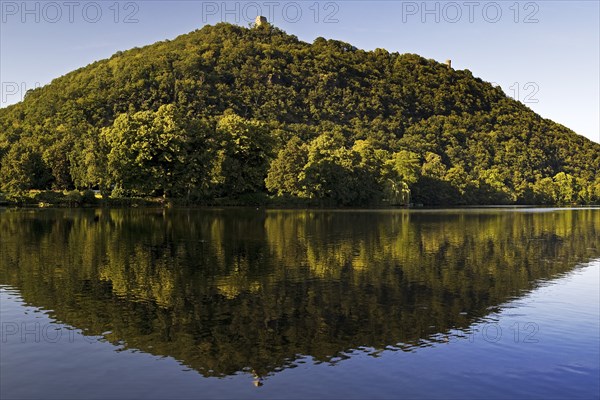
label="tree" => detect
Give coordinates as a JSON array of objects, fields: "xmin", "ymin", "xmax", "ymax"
[
  {"xmin": 0, "ymin": 141, "xmax": 52, "ymax": 195},
  {"xmin": 265, "ymin": 136, "xmax": 308, "ymax": 196},
  {"xmin": 382, "ymin": 150, "xmax": 420, "ymax": 205},
  {"xmin": 69, "ymin": 128, "xmax": 111, "ymax": 197},
  {"xmin": 103, "ymin": 104, "xmax": 189, "ymax": 197},
  {"xmin": 553, "ymin": 172, "xmax": 578, "ymax": 204},
  {"xmin": 532, "ymin": 177, "xmax": 557, "ymax": 205},
  {"xmin": 300, "ymin": 131, "xmax": 379, "ymax": 206},
  {"xmin": 43, "ymin": 132, "xmax": 74, "ymax": 190},
  {"xmin": 213, "ymin": 112, "xmax": 273, "ymax": 196},
  {"xmin": 421, "ymin": 152, "xmax": 446, "ymax": 179},
  {"xmin": 176, "ymin": 117, "xmax": 220, "ymax": 200},
  {"xmin": 0, "ymin": 22, "xmax": 598, "ymax": 206}
]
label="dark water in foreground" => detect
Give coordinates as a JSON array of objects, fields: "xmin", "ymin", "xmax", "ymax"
[{"xmin": 0, "ymin": 208, "xmax": 599, "ymax": 399}]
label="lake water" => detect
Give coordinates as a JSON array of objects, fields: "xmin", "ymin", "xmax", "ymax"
[{"xmin": 1, "ymin": 208, "xmax": 599, "ymax": 399}]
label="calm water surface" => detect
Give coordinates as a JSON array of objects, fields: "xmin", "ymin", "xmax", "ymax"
[{"xmin": 0, "ymin": 208, "xmax": 599, "ymax": 399}]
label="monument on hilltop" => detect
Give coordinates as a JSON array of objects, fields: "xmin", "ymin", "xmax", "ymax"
[{"xmin": 255, "ymin": 16, "xmax": 268, "ymax": 26}]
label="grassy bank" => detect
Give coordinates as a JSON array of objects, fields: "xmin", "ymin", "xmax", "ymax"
[
  {"xmin": 2, "ymin": 190, "xmax": 595, "ymax": 209},
  {"xmin": 0, "ymin": 190, "xmax": 334, "ymax": 209}
]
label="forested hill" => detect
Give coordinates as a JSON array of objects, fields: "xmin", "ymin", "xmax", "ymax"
[{"xmin": 0, "ymin": 22, "xmax": 598, "ymax": 206}]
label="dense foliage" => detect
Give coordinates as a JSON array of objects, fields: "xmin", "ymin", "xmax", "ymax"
[{"xmin": 0, "ymin": 23, "xmax": 598, "ymax": 205}]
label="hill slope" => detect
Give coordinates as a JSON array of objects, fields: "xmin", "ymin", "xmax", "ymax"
[{"xmin": 0, "ymin": 22, "xmax": 598, "ymax": 205}]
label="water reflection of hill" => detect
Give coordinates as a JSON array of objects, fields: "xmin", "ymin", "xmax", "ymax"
[{"xmin": 1, "ymin": 208, "xmax": 598, "ymax": 377}]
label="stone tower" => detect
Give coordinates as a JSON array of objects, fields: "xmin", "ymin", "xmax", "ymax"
[
  {"xmin": 445, "ymin": 59, "xmax": 452, "ymax": 69},
  {"xmin": 255, "ymin": 16, "xmax": 268, "ymax": 26}
]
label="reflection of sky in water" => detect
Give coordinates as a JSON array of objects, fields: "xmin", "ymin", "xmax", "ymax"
[{"xmin": 2, "ymin": 260, "xmax": 598, "ymax": 400}]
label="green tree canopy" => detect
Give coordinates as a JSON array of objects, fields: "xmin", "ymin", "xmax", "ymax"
[{"xmin": 0, "ymin": 22, "xmax": 598, "ymax": 206}]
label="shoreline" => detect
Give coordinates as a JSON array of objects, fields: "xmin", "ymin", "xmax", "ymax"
[{"xmin": 1, "ymin": 190, "xmax": 598, "ymax": 210}]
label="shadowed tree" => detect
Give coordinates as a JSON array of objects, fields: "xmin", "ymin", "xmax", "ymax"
[{"xmin": 212, "ymin": 112, "xmax": 273, "ymax": 197}]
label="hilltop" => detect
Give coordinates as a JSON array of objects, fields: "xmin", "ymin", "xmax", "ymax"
[{"xmin": 0, "ymin": 22, "xmax": 598, "ymax": 205}]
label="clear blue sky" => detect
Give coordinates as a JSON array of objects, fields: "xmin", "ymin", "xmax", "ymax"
[{"xmin": 1, "ymin": 1, "xmax": 598, "ymax": 143}]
